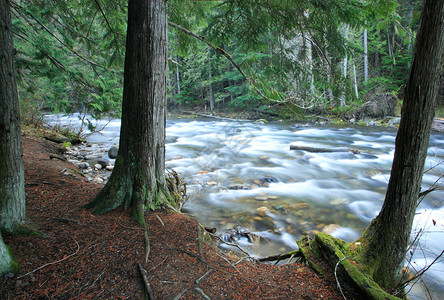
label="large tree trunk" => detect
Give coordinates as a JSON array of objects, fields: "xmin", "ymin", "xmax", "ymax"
[
  {"xmin": 1, "ymin": 0, "xmax": 25, "ymax": 274},
  {"xmin": 0, "ymin": 0, "xmax": 25, "ymax": 232},
  {"xmin": 357, "ymin": 0, "xmax": 444, "ymax": 290},
  {"xmin": 85, "ymin": 0, "xmax": 171, "ymax": 225}
]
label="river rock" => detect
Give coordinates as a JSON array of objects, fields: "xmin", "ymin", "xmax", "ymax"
[
  {"xmin": 228, "ymin": 184, "xmax": 248, "ymax": 190},
  {"xmin": 92, "ymin": 176, "xmax": 104, "ymax": 184},
  {"xmin": 258, "ymin": 176, "xmax": 279, "ymax": 184},
  {"xmin": 257, "ymin": 206, "xmax": 269, "ymax": 213},
  {"xmin": 388, "ymin": 117, "xmax": 401, "ymax": 126},
  {"xmin": 322, "ymin": 224, "xmax": 341, "ymax": 235},
  {"xmin": 105, "ymin": 165, "xmax": 114, "ymax": 171},
  {"xmin": 97, "ymin": 159, "xmax": 110, "ymax": 168},
  {"xmin": 94, "ymin": 164, "xmax": 102, "ymax": 170},
  {"xmin": 108, "ymin": 144, "xmax": 119, "ymax": 159},
  {"xmin": 76, "ymin": 162, "xmax": 90, "ymax": 169}
]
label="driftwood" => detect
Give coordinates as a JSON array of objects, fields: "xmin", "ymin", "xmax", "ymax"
[{"xmin": 290, "ymin": 145, "xmax": 360, "ymax": 154}]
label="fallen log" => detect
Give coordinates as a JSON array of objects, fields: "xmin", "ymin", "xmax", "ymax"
[
  {"xmin": 297, "ymin": 234, "xmax": 401, "ymax": 300},
  {"xmin": 290, "ymin": 145, "xmax": 360, "ymax": 154}
]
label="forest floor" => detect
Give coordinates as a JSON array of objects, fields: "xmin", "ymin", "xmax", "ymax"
[{"xmin": 0, "ymin": 132, "xmax": 362, "ymax": 299}]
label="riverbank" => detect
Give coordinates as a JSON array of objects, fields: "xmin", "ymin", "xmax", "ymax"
[
  {"xmin": 168, "ymin": 109, "xmax": 444, "ymax": 132},
  {"xmin": 0, "ymin": 131, "xmax": 360, "ymax": 299}
]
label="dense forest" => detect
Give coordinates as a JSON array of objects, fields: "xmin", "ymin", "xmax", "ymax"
[{"xmin": 9, "ymin": 0, "xmax": 441, "ymax": 123}]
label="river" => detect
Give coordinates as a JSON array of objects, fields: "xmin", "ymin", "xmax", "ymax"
[{"xmin": 46, "ymin": 114, "xmax": 444, "ymax": 299}]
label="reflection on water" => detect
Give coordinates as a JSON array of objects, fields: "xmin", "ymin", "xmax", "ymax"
[{"xmin": 46, "ymin": 114, "xmax": 444, "ymax": 299}]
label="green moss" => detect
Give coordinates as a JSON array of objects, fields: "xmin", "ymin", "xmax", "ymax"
[
  {"xmin": 296, "ymin": 236, "xmax": 325, "ymax": 275},
  {"xmin": 62, "ymin": 141, "xmax": 71, "ymax": 148},
  {"xmin": 314, "ymin": 233, "xmax": 402, "ymax": 300}
]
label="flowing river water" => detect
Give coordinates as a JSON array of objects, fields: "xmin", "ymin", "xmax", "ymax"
[{"xmin": 47, "ymin": 114, "xmax": 444, "ymax": 299}]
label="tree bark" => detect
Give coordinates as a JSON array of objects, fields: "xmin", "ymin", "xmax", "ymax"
[
  {"xmin": 85, "ymin": 0, "xmax": 171, "ymax": 225},
  {"xmin": 0, "ymin": 0, "xmax": 25, "ymax": 232},
  {"xmin": 1, "ymin": 0, "xmax": 25, "ymax": 275},
  {"xmin": 0, "ymin": 233, "xmax": 12, "ymax": 274},
  {"xmin": 358, "ymin": 0, "xmax": 444, "ymax": 290}
]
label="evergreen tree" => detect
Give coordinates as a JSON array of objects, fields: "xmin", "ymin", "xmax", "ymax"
[
  {"xmin": 356, "ymin": 0, "xmax": 444, "ymax": 290},
  {"xmin": 85, "ymin": 0, "xmax": 172, "ymax": 225},
  {"xmin": 0, "ymin": 0, "xmax": 25, "ymax": 274}
]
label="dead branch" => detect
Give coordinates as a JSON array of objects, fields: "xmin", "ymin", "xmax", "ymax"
[
  {"xmin": 335, "ymin": 256, "xmax": 348, "ymax": 300},
  {"xmin": 18, "ymin": 239, "xmax": 80, "ymax": 278},
  {"xmin": 156, "ymin": 215, "xmax": 165, "ymax": 226},
  {"xmin": 137, "ymin": 263, "xmax": 154, "ymax": 300},
  {"xmin": 195, "ymin": 269, "xmax": 214, "ymax": 285},
  {"xmin": 257, "ymin": 250, "xmax": 302, "ymax": 263},
  {"xmin": 209, "ymin": 232, "xmax": 253, "ymax": 258},
  {"xmin": 194, "ymin": 287, "xmax": 211, "ymax": 300}
]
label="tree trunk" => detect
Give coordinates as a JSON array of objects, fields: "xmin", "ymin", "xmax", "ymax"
[
  {"xmin": 0, "ymin": 0, "xmax": 25, "ymax": 232},
  {"xmin": 353, "ymin": 59, "xmax": 359, "ymax": 99},
  {"xmin": 339, "ymin": 25, "xmax": 348, "ymax": 107},
  {"xmin": 0, "ymin": 233, "xmax": 13, "ymax": 274},
  {"xmin": 358, "ymin": 0, "xmax": 444, "ymax": 290},
  {"xmin": 208, "ymin": 54, "xmax": 214, "ymax": 112},
  {"xmin": 85, "ymin": 0, "xmax": 171, "ymax": 226},
  {"xmin": 1, "ymin": 0, "xmax": 25, "ymax": 275},
  {"xmin": 363, "ymin": 27, "xmax": 368, "ymax": 82}
]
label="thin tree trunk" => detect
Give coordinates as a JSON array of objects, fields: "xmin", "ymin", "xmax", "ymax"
[
  {"xmin": 324, "ymin": 31, "xmax": 333, "ymax": 103},
  {"xmin": 176, "ymin": 56, "xmax": 181, "ymax": 94},
  {"xmin": 304, "ymin": 10, "xmax": 315, "ymax": 97},
  {"xmin": 0, "ymin": 0, "xmax": 25, "ymax": 232},
  {"xmin": 363, "ymin": 27, "xmax": 369, "ymax": 82},
  {"xmin": 339, "ymin": 25, "xmax": 348, "ymax": 107},
  {"xmin": 208, "ymin": 54, "xmax": 214, "ymax": 112},
  {"xmin": 85, "ymin": 0, "xmax": 171, "ymax": 225},
  {"xmin": 353, "ymin": 59, "xmax": 359, "ymax": 99},
  {"xmin": 358, "ymin": 0, "xmax": 444, "ymax": 290}
]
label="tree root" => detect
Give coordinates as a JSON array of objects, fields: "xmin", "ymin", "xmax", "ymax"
[
  {"xmin": 137, "ymin": 263, "xmax": 154, "ymax": 300},
  {"xmin": 144, "ymin": 229, "xmax": 150, "ymax": 263}
]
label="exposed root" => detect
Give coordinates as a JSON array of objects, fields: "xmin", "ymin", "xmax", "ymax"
[
  {"xmin": 137, "ymin": 263, "xmax": 154, "ymax": 300},
  {"xmin": 165, "ymin": 169, "xmax": 188, "ymax": 211}
]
